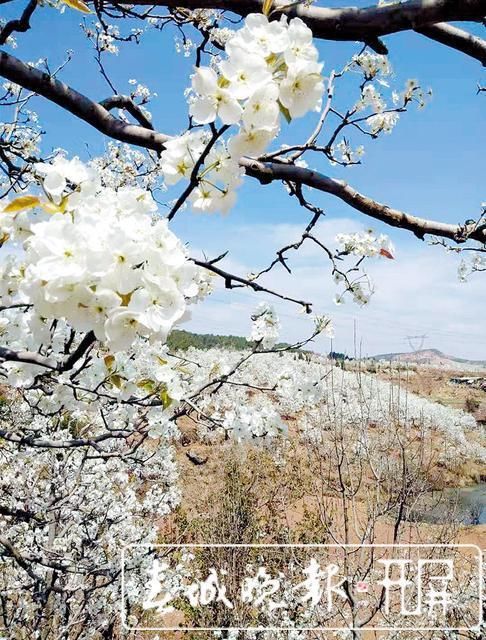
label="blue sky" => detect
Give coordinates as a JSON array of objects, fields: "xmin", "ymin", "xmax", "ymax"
[{"xmin": 2, "ymin": 1, "xmax": 485, "ymax": 358}]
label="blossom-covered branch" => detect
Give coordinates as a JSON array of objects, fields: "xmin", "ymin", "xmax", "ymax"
[{"xmin": 0, "ymin": 46, "xmax": 483, "ymax": 247}]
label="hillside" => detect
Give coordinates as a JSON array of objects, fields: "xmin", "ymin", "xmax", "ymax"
[
  {"xmin": 167, "ymin": 329, "xmax": 293, "ymax": 352},
  {"xmin": 168, "ymin": 333, "xmax": 486, "ymax": 372},
  {"xmin": 372, "ymin": 348, "xmax": 486, "ymax": 371}
]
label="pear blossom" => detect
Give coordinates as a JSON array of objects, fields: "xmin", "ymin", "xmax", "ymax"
[
  {"xmin": 249, "ymin": 302, "xmax": 280, "ymax": 349},
  {"xmin": 160, "ymin": 131, "xmax": 208, "ymax": 185},
  {"xmin": 161, "ymin": 12, "xmax": 324, "ymax": 214},
  {"xmin": 367, "ymin": 111, "xmax": 400, "ymax": 134},
  {"xmin": 284, "ymin": 17, "xmax": 319, "ymax": 63},
  {"xmin": 1, "ymin": 157, "xmax": 210, "ymax": 353},
  {"xmin": 336, "ymin": 230, "xmax": 395, "ymax": 259},
  {"xmin": 278, "ymin": 60, "xmax": 324, "ymax": 118},
  {"xmin": 219, "ymin": 49, "xmax": 272, "ymax": 100},
  {"xmin": 34, "ymin": 155, "xmax": 94, "ymax": 201},
  {"xmin": 241, "ymin": 83, "xmax": 280, "ymax": 129},
  {"xmin": 227, "ymin": 125, "xmax": 278, "ymax": 158},
  {"xmin": 352, "ymin": 51, "xmax": 392, "ymax": 80},
  {"xmin": 189, "ymin": 66, "xmax": 243, "ymax": 125},
  {"xmin": 226, "ymin": 13, "xmax": 290, "ymax": 58}
]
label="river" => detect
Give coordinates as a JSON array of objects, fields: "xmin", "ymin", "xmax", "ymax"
[{"xmin": 410, "ymin": 483, "xmax": 486, "ymax": 526}]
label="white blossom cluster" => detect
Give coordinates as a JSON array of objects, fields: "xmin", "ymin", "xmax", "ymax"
[
  {"xmin": 352, "ymin": 51, "xmax": 392, "ymax": 81},
  {"xmin": 91, "ymin": 141, "xmax": 161, "ymax": 190},
  {"xmin": 0, "ymin": 156, "xmax": 210, "ymax": 356},
  {"xmin": 0, "ymin": 398, "xmax": 179, "ymax": 636},
  {"xmin": 161, "ymin": 130, "xmax": 244, "ymax": 213},
  {"xmin": 249, "ymin": 302, "xmax": 281, "ymax": 348},
  {"xmin": 352, "ymin": 54, "xmax": 400, "ymax": 135},
  {"xmin": 336, "ymin": 230, "xmax": 395, "ymax": 259},
  {"xmin": 223, "ymin": 404, "xmax": 288, "ymax": 442},
  {"xmin": 333, "ymin": 275, "xmax": 374, "ymax": 307},
  {"xmin": 333, "ymin": 138, "xmax": 365, "ymax": 165},
  {"xmin": 160, "ymin": 13, "xmax": 324, "ymax": 213},
  {"xmin": 82, "ymin": 20, "xmax": 122, "ymax": 55},
  {"xmin": 332, "ymin": 230, "xmax": 395, "ymax": 305},
  {"xmin": 128, "ymin": 78, "xmax": 155, "ymax": 103},
  {"xmin": 163, "ymin": 347, "xmax": 484, "ymax": 466},
  {"xmin": 458, "ymin": 253, "xmax": 486, "ymax": 281},
  {"xmin": 350, "ymin": 53, "xmax": 427, "ymax": 136}
]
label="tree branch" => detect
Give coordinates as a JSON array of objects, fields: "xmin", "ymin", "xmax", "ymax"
[
  {"xmin": 192, "ymin": 257, "xmax": 313, "ymax": 312},
  {"xmin": 116, "ymin": 0, "xmax": 486, "ymax": 57},
  {"xmin": 0, "ymin": 0, "xmax": 37, "ymax": 46},
  {"xmin": 1, "ymin": 48, "xmax": 484, "ymax": 246},
  {"xmin": 416, "ymin": 23, "xmax": 486, "ymax": 66},
  {"xmin": 240, "ymin": 158, "xmax": 486, "ymax": 244},
  {"xmin": 58, "ymin": 331, "xmax": 96, "ymax": 373},
  {"xmin": 0, "ymin": 332, "xmax": 95, "ymax": 374},
  {"xmin": 0, "ymin": 49, "xmax": 169, "ymax": 151},
  {"xmin": 0, "ymin": 346, "xmax": 57, "ymax": 370},
  {"xmin": 99, "ymin": 94, "xmax": 155, "ymax": 129}
]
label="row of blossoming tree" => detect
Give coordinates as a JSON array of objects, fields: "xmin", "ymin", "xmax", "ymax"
[{"xmin": 0, "ymin": 0, "xmax": 484, "ymax": 637}]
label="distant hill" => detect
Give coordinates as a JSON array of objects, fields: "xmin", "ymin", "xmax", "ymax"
[
  {"xmin": 371, "ymin": 348, "xmax": 486, "ymax": 371},
  {"xmin": 167, "ymin": 333, "xmax": 486, "ymax": 371},
  {"xmin": 167, "ymin": 329, "xmax": 293, "ymax": 352}
]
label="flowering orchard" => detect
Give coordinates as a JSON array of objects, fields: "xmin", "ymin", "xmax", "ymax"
[{"xmin": 0, "ymin": 0, "xmax": 484, "ymax": 638}]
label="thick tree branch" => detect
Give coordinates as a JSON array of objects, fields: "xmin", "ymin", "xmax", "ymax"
[
  {"xmin": 416, "ymin": 23, "xmax": 486, "ymax": 66},
  {"xmin": 240, "ymin": 158, "xmax": 486, "ymax": 244},
  {"xmin": 0, "ymin": 332, "xmax": 95, "ymax": 373},
  {"xmin": 99, "ymin": 95, "xmax": 155, "ymax": 129},
  {"xmin": 0, "ymin": 346, "xmax": 57, "ymax": 370},
  {"xmin": 118, "ymin": 0, "xmax": 486, "ymax": 57},
  {"xmin": 0, "ymin": 49, "xmax": 169, "ymax": 151},
  {"xmin": 58, "ymin": 331, "xmax": 96, "ymax": 373}
]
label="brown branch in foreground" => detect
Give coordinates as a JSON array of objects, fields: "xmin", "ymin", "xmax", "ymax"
[
  {"xmin": 117, "ymin": 0, "xmax": 486, "ymax": 57},
  {"xmin": 99, "ymin": 95, "xmax": 155, "ymax": 129},
  {"xmin": 0, "ymin": 331, "xmax": 96, "ymax": 373},
  {"xmin": 1, "ymin": 48, "xmax": 484, "ymax": 246},
  {"xmin": 0, "ymin": 346, "xmax": 57, "ymax": 370},
  {"xmin": 0, "ymin": 49, "xmax": 169, "ymax": 151},
  {"xmin": 240, "ymin": 158, "xmax": 486, "ymax": 244},
  {"xmin": 416, "ymin": 23, "xmax": 486, "ymax": 66}
]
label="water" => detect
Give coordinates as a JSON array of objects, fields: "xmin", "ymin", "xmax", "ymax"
[{"xmin": 409, "ymin": 483, "xmax": 486, "ymax": 526}]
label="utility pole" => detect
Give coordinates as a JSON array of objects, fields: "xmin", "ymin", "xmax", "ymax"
[{"xmin": 405, "ymin": 334, "xmax": 428, "ymax": 352}]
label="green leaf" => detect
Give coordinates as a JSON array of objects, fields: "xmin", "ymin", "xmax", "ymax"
[
  {"xmin": 278, "ymin": 100, "xmax": 292, "ymax": 124},
  {"xmin": 159, "ymin": 387, "xmax": 173, "ymax": 410},
  {"xmin": 137, "ymin": 378, "xmax": 156, "ymax": 393},
  {"xmin": 41, "ymin": 195, "xmax": 69, "ymax": 214},
  {"xmin": 109, "ymin": 374, "xmax": 123, "ymax": 390}
]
